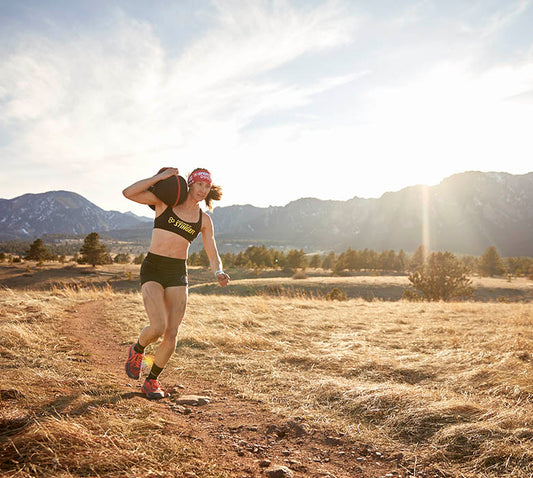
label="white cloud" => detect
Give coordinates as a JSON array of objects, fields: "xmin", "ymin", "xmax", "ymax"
[
  {"xmin": 0, "ymin": 0, "xmax": 359, "ymax": 214},
  {"xmin": 477, "ymin": 0, "xmax": 531, "ymax": 38}
]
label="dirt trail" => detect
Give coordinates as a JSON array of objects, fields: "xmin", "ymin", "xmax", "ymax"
[{"xmin": 64, "ymin": 300, "xmax": 403, "ymax": 478}]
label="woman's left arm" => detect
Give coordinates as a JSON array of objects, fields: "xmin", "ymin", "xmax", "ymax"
[{"xmin": 201, "ymin": 213, "xmax": 230, "ymax": 287}]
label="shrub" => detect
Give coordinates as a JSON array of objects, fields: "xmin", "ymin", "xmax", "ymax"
[
  {"xmin": 408, "ymin": 251, "xmax": 473, "ymax": 301},
  {"xmin": 326, "ymin": 288, "xmax": 347, "ymax": 301},
  {"xmin": 133, "ymin": 253, "xmax": 145, "ymax": 265},
  {"xmin": 402, "ymin": 289, "xmax": 424, "ymax": 302},
  {"xmin": 292, "ymin": 270, "xmax": 308, "ymax": 280},
  {"xmin": 114, "ymin": 253, "xmax": 131, "ymax": 264}
]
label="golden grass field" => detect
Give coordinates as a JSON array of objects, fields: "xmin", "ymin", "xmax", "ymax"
[{"xmin": 1, "ymin": 263, "xmax": 532, "ymax": 477}]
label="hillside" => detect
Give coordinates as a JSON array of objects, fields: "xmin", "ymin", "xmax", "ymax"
[
  {"xmin": 209, "ymin": 171, "xmax": 533, "ymax": 256},
  {"xmin": 0, "ymin": 191, "xmax": 150, "ymax": 241},
  {"xmin": 1, "ymin": 171, "xmax": 532, "ymax": 256}
]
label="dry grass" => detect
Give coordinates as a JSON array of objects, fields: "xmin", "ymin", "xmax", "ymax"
[
  {"xmin": 0, "ymin": 287, "xmax": 229, "ymax": 478},
  {"xmin": 171, "ymin": 296, "xmax": 533, "ymax": 477},
  {"xmin": 1, "ymin": 283, "xmax": 532, "ymax": 477}
]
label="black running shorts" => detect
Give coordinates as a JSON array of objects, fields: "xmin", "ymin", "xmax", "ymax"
[{"xmin": 140, "ymin": 252, "xmax": 188, "ymax": 288}]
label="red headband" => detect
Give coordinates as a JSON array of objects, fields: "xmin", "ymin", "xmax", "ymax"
[{"xmin": 188, "ymin": 170, "xmax": 212, "ymax": 187}]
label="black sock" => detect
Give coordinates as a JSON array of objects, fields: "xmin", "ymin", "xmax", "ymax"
[
  {"xmin": 134, "ymin": 341, "xmax": 145, "ymax": 354},
  {"xmin": 147, "ymin": 363, "xmax": 163, "ymax": 381}
]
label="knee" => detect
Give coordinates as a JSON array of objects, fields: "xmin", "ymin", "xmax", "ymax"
[
  {"xmin": 163, "ymin": 326, "xmax": 179, "ymax": 343},
  {"xmin": 150, "ymin": 325, "xmax": 166, "ymax": 339}
]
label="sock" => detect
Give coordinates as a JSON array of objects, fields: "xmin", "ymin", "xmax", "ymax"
[
  {"xmin": 134, "ymin": 341, "xmax": 145, "ymax": 354},
  {"xmin": 147, "ymin": 363, "xmax": 163, "ymax": 381}
]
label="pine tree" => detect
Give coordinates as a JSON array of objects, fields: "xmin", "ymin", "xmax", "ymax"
[
  {"xmin": 25, "ymin": 238, "xmax": 51, "ymax": 262},
  {"xmin": 409, "ymin": 245, "xmax": 428, "ymax": 272},
  {"xmin": 321, "ymin": 251, "xmax": 336, "ymax": 270},
  {"xmin": 199, "ymin": 249, "xmax": 210, "ymax": 268},
  {"xmin": 287, "ymin": 249, "xmax": 307, "ymax": 270},
  {"xmin": 478, "ymin": 246, "xmax": 505, "ymax": 277},
  {"xmin": 79, "ymin": 232, "xmax": 108, "ymax": 267},
  {"xmin": 396, "ymin": 249, "xmax": 408, "ymax": 272},
  {"xmin": 309, "ymin": 254, "xmax": 322, "ymax": 269}
]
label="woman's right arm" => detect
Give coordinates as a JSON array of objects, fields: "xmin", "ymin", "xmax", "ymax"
[{"xmin": 122, "ymin": 168, "xmax": 179, "ymax": 205}]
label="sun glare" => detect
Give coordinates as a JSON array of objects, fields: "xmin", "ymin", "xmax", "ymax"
[{"xmin": 421, "ymin": 184, "xmax": 430, "ymax": 257}]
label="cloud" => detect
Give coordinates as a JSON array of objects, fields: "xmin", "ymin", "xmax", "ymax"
[
  {"xmin": 0, "ymin": 1, "xmax": 358, "ymax": 192},
  {"xmin": 477, "ymin": 0, "xmax": 531, "ymax": 38}
]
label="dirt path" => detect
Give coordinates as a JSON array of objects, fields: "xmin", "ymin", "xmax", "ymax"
[{"xmin": 65, "ymin": 300, "xmax": 404, "ymax": 478}]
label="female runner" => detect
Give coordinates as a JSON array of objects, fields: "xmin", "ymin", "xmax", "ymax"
[{"xmin": 122, "ymin": 167, "xmax": 229, "ymax": 399}]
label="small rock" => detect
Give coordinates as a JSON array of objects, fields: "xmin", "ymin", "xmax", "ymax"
[
  {"xmin": 166, "ymin": 384, "xmax": 186, "ymax": 394},
  {"xmin": 286, "ymin": 419, "xmax": 309, "ymax": 437},
  {"xmin": 259, "ymin": 459, "xmax": 271, "ymax": 468},
  {"xmin": 266, "ymin": 424, "xmax": 280, "ymax": 436},
  {"xmin": 174, "ymin": 395, "xmax": 211, "ymax": 406},
  {"xmin": 266, "ymin": 420, "xmax": 309, "ymax": 439},
  {"xmin": 170, "ymin": 404, "xmax": 192, "ymax": 415},
  {"xmin": 265, "ymin": 466, "xmax": 293, "ymax": 478}
]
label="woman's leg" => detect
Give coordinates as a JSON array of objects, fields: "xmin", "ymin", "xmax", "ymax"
[
  {"xmin": 152, "ymin": 285, "xmax": 187, "ymax": 368},
  {"xmin": 138, "ymin": 281, "xmax": 168, "ymax": 347}
]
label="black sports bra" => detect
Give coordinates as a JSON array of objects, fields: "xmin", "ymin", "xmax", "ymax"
[{"xmin": 153, "ymin": 206, "xmax": 202, "ymax": 243}]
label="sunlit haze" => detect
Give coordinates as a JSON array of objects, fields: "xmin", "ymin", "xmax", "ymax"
[{"xmin": 1, "ymin": 1, "xmax": 532, "ymax": 217}]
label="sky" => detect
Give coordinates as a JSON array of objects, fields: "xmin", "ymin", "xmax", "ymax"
[{"xmin": 1, "ymin": 0, "xmax": 532, "ymax": 217}]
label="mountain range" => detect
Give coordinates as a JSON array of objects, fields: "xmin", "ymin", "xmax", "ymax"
[
  {"xmin": 1, "ymin": 171, "xmax": 532, "ymax": 256},
  {"xmin": 0, "ymin": 191, "xmax": 150, "ymax": 241}
]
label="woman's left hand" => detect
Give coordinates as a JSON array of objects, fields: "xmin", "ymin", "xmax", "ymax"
[{"xmin": 216, "ymin": 272, "xmax": 230, "ymax": 287}]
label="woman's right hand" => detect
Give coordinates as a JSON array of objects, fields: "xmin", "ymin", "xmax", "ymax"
[{"xmin": 155, "ymin": 167, "xmax": 179, "ymax": 180}]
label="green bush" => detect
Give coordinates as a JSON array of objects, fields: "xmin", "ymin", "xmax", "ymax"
[
  {"xmin": 408, "ymin": 252, "xmax": 473, "ymax": 301},
  {"xmin": 114, "ymin": 253, "xmax": 131, "ymax": 264}
]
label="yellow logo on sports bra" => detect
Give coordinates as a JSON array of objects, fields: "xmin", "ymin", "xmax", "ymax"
[{"xmin": 168, "ymin": 216, "xmax": 196, "ymax": 235}]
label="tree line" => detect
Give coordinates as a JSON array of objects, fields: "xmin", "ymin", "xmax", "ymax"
[
  {"xmin": 192, "ymin": 244, "xmax": 533, "ymax": 278},
  {"xmin": 1, "ymin": 234, "xmax": 532, "ymax": 278}
]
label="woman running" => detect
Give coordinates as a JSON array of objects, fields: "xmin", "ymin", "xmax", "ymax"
[{"xmin": 122, "ymin": 167, "xmax": 229, "ymax": 399}]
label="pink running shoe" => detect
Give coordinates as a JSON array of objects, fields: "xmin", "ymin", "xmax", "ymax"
[
  {"xmin": 141, "ymin": 378, "xmax": 165, "ymax": 400},
  {"xmin": 125, "ymin": 343, "xmax": 144, "ymax": 379}
]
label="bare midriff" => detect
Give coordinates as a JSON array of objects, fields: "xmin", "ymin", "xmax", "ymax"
[{"xmin": 148, "ymin": 229, "xmax": 190, "ymax": 259}]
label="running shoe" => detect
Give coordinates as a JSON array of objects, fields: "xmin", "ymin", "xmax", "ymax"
[
  {"xmin": 141, "ymin": 378, "xmax": 165, "ymax": 400},
  {"xmin": 125, "ymin": 343, "xmax": 144, "ymax": 379}
]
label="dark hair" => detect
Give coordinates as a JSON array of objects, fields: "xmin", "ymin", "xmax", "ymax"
[{"xmin": 189, "ymin": 168, "xmax": 222, "ymax": 211}]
